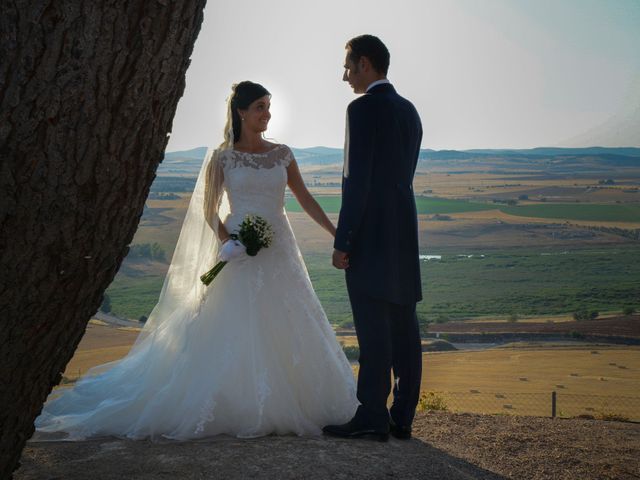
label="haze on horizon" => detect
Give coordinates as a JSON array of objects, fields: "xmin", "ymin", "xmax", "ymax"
[{"xmin": 166, "ymin": 0, "xmax": 640, "ymax": 152}]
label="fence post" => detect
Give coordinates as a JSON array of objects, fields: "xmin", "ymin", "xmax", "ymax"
[{"xmin": 551, "ymin": 391, "xmax": 556, "ymax": 418}]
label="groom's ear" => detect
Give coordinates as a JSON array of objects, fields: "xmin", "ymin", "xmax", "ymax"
[{"xmin": 360, "ymin": 56, "xmax": 376, "ymax": 74}]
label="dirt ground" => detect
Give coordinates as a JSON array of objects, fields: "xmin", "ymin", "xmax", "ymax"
[{"xmin": 17, "ymin": 412, "xmax": 640, "ymax": 480}]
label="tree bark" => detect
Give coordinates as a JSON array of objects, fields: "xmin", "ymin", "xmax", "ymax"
[{"xmin": 0, "ymin": 1, "xmax": 206, "ymax": 477}]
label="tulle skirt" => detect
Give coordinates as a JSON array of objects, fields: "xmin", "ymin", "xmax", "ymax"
[{"xmin": 35, "ymin": 210, "xmax": 358, "ymax": 441}]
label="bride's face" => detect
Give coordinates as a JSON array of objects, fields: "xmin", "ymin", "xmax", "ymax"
[{"xmin": 238, "ymin": 95, "xmax": 271, "ymax": 134}]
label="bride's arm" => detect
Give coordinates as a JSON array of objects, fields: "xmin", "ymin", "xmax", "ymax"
[
  {"xmin": 286, "ymin": 159, "xmax": 336, "ymax": 237},
  {"xmin": 204, "ymin": 155, "xmax": 231, "ymax": 243},
  {"xmin": 216, "ymin": 218, "xmax": 230, "ymax": 243}
]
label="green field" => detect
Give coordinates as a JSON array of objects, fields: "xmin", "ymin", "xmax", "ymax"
[
  {"xmin": 105, "ymin": 246, "xmax": 640, "ymax": 325},
  {"xmin": 285, "ymin": 195, "xmax": 640, "ymax": 222},
  {"xmin": 305, "ymin": 247, "xmax": 640, "ymax": 326},
  {"xmin": 105, "ymin": 275, "xmax": 165, "ymax": 320},
  {"xmin": 500, "ymin": 203, "xmax": 640, "ymax": 222},
  {"xmin": 416, "ymin": 248, "xmax": 640, "ymax": 322},
  {"xmin": 285, "ymin": 196, "xmax": 492, "ymax": 215}
]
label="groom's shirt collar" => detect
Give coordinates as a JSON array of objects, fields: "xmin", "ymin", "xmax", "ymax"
[{"xmin": 366, "ymin": 79, "xmax": 391, "ymax": 92}]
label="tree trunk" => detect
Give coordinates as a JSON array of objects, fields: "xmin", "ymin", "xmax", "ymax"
[{"xmin": 0, "ymin": 1, "xmax": 206, "ymax": 477}]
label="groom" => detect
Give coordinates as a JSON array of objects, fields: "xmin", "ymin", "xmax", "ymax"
[{"xmin": 324, "ymin": 35, "xmax": 423, "ymax": 441}]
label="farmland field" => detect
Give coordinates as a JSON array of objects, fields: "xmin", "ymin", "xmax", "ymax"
[
  {"xmin": 304, "ymin": 247, "xmax": 640, "ymax": 326},
  {"xmin": 73, "ymin": 147, "xmax": 640, "ymax": 423},
  {"xmin": 422, "ymin": 345, "xmax": 640, "ymax": 419},
  {"xmin": 61, "ymin": 323, "xmax": 640, "ymax": 420},
  {"xmin": 103, "ymin": 147, "xmax": 640, "ymax": 323},
  {"xmin": 104, "ymin": 246, "xmax": 640, "ymax": 325},
  {"xmin": 285, "ymin": 195, "xmax": 640, "ymax": 222}
]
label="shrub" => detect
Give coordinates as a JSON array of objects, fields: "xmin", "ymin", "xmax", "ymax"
[
  {"xmin": 139, "ymin": 315, "xmax": 148, "ymax": 323},
  {"xmin": 418, "ymin": 391, "xmax": 448, "ymax": 412},
  {"xmin": 508, "ymin": 313, "xmax": 519, "ymax": 323},
  {"xmin": 623, "ymin": 306, "xmax": 636, "ymax": 316},
  {"xmin": 100, "ymin": 294, "xmax": 112, "ymax": 314},
  {"xmin": 339, "ymin": 319, "xmax": 354, "ymax": 329},
  {"xmin": 342, "ymin": 345, "xmax": 360, "ymax": 361},
  {"xmin": 573, "ymin": 310, "xmax": 599, "ymax": 321},
  {"xmin": 128, "ymin": 242, "xmax": 167, "ymax": 262},
  {"xmin": 597, "ymin": 411, "xmax": 630, "ymax": 422}
]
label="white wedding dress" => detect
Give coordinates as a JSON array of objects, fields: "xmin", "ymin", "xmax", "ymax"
[{"xmin": 35, "ymin": 144, "xmax": 358, "ymax": 440}]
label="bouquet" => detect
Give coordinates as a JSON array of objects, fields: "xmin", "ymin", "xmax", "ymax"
[{"xmin": 200, "ymin": 214, "xmax": 274, "ymax": 286}]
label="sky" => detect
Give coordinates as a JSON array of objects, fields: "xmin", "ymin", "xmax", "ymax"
[{"xmin": 166, "ymin": 0, "xmax": 640, "ymax": 152}]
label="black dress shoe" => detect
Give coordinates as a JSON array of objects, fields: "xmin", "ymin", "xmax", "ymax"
[
  {"xmin": 389, "ymin": 419, "xmax": 412, "ymax": 440},
  {"xmin": 322, "ymin": 419, "xmax": 389, "ymax": 442}
]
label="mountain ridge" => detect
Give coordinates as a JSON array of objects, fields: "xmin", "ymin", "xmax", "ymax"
[{"xmin": 160, "ymin": 146, "xmax": 640, "ymax": 177}]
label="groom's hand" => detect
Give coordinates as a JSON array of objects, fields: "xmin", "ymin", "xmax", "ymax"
[{"xmin": 332, "ymin": 249, "xmax": 349, "ymax": 269}]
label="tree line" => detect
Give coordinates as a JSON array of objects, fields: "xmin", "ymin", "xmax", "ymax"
[{"xmin": 127, "ymin": 242, "xmax": 167, "ymax": 262}]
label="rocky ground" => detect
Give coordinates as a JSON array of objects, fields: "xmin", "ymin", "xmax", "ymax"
[{"xmin": 16, "ymin": 411, "xmax": 640, "ymax": 480}]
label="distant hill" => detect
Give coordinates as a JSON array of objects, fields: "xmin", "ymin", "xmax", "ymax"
[
  {"xmin": 159, "ymin": 146, "xmax": 640, "ymax": 178},
  {"xmin": 164, "ymin": 146, "xmax": 209, "ymax": 160},
  {"xmin": 160, "ymin": 147, "xmax": 209, "ymax": 176},
  {"xmin": 290, "ymin": 147, "xmax": 343, "ymax": 165},
  {"xmin": 159, "ymin": 146, "xmax": 343, "ymax": 177},
  {"xmin": 464, "ymin": 147, "xmax": 640, "ymax": 157}
]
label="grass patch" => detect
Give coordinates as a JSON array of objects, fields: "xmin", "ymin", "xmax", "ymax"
[
  {"xmin": 105, "ymin": 246, "xmax": 640, "ymax": 327},
  {"xmin": 304, "ymin": 247, "xmax": 640, "ymax": 325},
  {"xmin": 418, "ymin": 247, "xmax": 640, "ymax": 320},
  {"xmin": 500, "ymin": 203, "xmax": 640, "ymax": 223},
  {"xmin": 104, "ymin": 275, "xmax": 164, "ymax": 320},
  {"xmin": 286, "ymin": 195, "xmax": 640, "ymax": 222},
  {"xmin": 285, "ymin": 196, "xmax": 494, "ymax": 215}
]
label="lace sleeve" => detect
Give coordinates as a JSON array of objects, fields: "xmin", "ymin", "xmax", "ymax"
[
  {"xmin": 204, "ymin": 149, "xmax": 225, "ymax": 231},
  {"xmin": 281, "ymin": 145, "xmax": 295, "ymax": 168}
]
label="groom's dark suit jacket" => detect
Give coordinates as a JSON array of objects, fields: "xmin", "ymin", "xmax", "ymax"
[{"xmin": 334, "ymin": 83, "xmax": 423, "ymax": 306}]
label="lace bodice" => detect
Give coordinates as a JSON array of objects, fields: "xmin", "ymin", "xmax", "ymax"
[{"xmin": 219, "ymin": 144, "xmax": 294, "ymax": 218}]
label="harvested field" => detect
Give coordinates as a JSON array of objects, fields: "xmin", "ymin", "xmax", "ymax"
[{"xmin": 427, "ymin": 315, "xmax": 640, "ymax": 337}]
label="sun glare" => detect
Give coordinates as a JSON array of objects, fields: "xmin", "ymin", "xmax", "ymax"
[{"xmin": 261, "ymin": 82, "xmax": 290, "ymax": 145}]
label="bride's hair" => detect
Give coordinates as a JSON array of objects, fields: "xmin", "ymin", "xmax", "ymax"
[{"xmin": 222, "ymin": 81, "xmax": 271, "ymax": 146}]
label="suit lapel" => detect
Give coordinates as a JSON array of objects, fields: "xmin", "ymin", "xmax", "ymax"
[{"xmin": 343, "ymin": 110, "xmax": 350, "ymax": 179}]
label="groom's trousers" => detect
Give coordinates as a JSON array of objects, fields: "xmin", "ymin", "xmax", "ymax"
[{"xmin": 346, "ymin": 278, "xmax": 423, "ymax": 429}]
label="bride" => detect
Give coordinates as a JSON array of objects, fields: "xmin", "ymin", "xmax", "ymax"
[{"xmin": 35, "ymin": 81, "xmax": 358, "ymax": 440}]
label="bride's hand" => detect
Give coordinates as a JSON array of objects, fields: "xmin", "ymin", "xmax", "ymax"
[{"xmin": 219, "ymin": 239, "xmax": 247, "ymax": 262}]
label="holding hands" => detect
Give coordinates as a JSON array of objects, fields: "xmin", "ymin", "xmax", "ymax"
[{"xmin": 332, "ymin": 249, "xmax": 349, "ymax": 270}]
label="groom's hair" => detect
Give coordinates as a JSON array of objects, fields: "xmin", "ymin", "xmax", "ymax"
[{"xmin": 346, "ymin": 35, "xmax": 390, "ymax": 75}]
